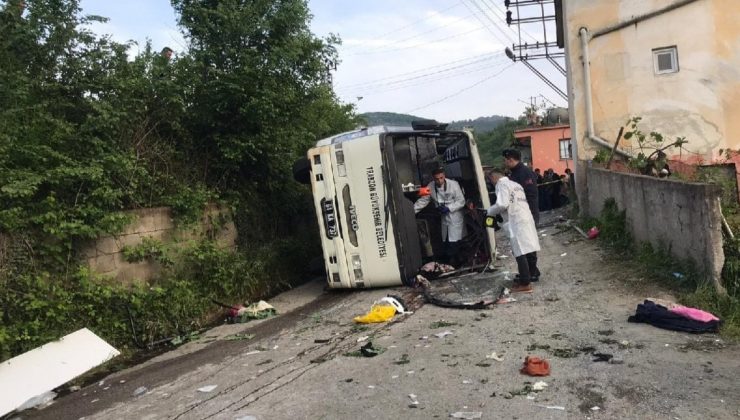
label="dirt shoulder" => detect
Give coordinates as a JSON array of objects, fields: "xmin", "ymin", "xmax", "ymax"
[{"xmin": 25, "ymin": 211, "xmax": 740, "ymax": 420}]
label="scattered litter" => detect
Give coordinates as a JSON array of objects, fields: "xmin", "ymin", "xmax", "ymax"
[
  {"xmin": 353, "ymin": 302, "xmax": 397, "ymax": 324},
  {"xmin": 520, "ymin": 356, "xmax": 550, "ymax": 376},
  {"xmin": 434, "ymin": 331, "xmax": 454, "ymax": 339},
  {"xmin": 462, "ymin": 380, "xmax": 473, "ymax": 384},
  {"xmin": 98, "ymin": 381, "xmax": 105, "ymax": 387},
  {"xmin": 357, "ymin": 336, "xmax": 370, "ymax": 343},
  {"xmin": 560, "ymin": 253, "xmax": 567, "ymax": 257},
  {"xmin": 197, "ymin": 385, "xmax": 218, "ymax": 393},
  {"xmin": 592, "ymin": 353, "xmax": 613, "ymax": 362},
  {"xmin": 450, "ymin": 412, "xmax": 482, "ymax": 419},
  {"xmin": 69, "ymin": 385, "xmax": 81, "ymax": 393},
  {"xmin": 314, "ymin": 338, "xmax": 331, "ymax": 344},
  {"xmin": 245, "ymin": 350, "xmax": 261, "ymax": 356},
  {"xmin": 665, "ymin": 344, "xmax": 670, "ymax": 347},
  {"xmin": 486, "ymin": 352, "xmax": 504, "ymax": 361},
  {"xmin": 15, "ymin": 391, "xmax": 57, "ymax": 412},
  {"xmin": 538, "ymin": 405, "xmax": 566, "ymax": 411},
  {"xmin": 393, "ymin": 354, "xmax": 410, "ymax": 365},
  {"xmin": 272, "ymin": 345, "xmax": 279, "ymax": 350},
  {"xmin": 498, "ymin": 255, "xmax": 509, "ymax": 259},
  {"xmin": 407, "ymin": 370, "xmax": 415, "ymax": 374},
  {"xmin": 392, "ymin": 375, "xmax": 399, "ymax": 379},
  {"xmin": 119, "ymin": 380, "xmax": 126, "ymax": 384},
  {"xmin": 672, "ymin": 272, "xmax": 685, "ymax": 279},
  {"xmin": 90, "ymin": 398, "xmax": 99, "ymax": 403},
  {"xmin": 540, "ymin": 233, "xmax": 548, "ymax": 237},
  {"xmin": 475, "ymin": 362, "xmax": 491, "ymax": 367},
  {"xmin": 367, "ymin": 385, "xmax": 375, "ymax": 389},
  {"xmin": 587, "ymin": 226, "xmax": 600, "ymax": 239},
  {"xmin": 527, "ymin": 395, "xmax": 536, "ymax": 400},
  {"xmin": 503, "ymin": 392, "xmax": 514, "ymax": 399},
  {"xmin": 235, "ymin": 416, "xmax": 258, "ymax": 420},
  {"xmin": 609, "ymin": 358, "xmax": 624, "ymax": 365},
  {"xmin": 0, "ymin": 328, "xmax": 120, "ymax": 417},
  {"xmin": 377, "ymin": 296, "xmax": 409, "ymax": 314},
  {"xmin": 133, "ymin": 386, "xmax": 148, "ymax": 397},
  {"xmin": 591, "ymin": 406, "xmax": 600, "ymax": 411},
  {"xmin": 228, "ymin": 300, "xmax": 277, "ymax": 324},
  {"xmin": 533, "ymin": 381, "xmax": 548, "ymax": 391},
  {"xmin": 224, "ymin": 333, "xmax": 255, "ymax": 341},
  {"xmin": 430, "ymin": 320, "xmax": 458, "ymax": 329},
  {"xmin": 408, "ymin": 394, "xmax": 419, "ymax": 406},
  {"xmin": 496, "ymin": 297, "xmax": 517, "ymax": 304},
  {"xmin": 420, "ymin": 336, "xmax": 429, "ymax": 340},
  {"xmin": 360, "ymin": 342, "xmax": 383, "ymax": 357}
]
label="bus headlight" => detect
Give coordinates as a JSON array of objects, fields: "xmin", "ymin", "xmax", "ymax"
[{"xmin": 351, "ymin": 254, "xmax": 363, "ymax": 280}]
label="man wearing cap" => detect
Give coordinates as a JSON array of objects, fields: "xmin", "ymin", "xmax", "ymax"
[
  {"xmin": 502, "ymin": 149, "xmax": 539, "ymax": 226},
  {"xmin": 414, "ymin": 168, "xmax": 466, "ymax": 267}
]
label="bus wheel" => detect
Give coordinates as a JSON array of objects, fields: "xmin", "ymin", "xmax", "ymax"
[{"xmin": 293, "ymin": 157, "xmax": 311, "ymax": 184}]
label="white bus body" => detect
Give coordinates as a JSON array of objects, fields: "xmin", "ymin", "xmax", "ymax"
[{"xmin": 305, "ymin": 125, "xmax": 495, "ymax": 288}]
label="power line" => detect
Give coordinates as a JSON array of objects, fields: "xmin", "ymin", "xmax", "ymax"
[
  {"xmin": 347, "ymin": 11, "xmax": 479, "ymax": 54},
  {"xmin": 466, "ymin": 0, "xmax": 515, "ymax": 44},
  {"xmin": 342, "ymin": 1, "xmax": 464, "ymax": 51},
  {"xmin": 341, "ymin": 58, "xmax": 511, "ymax": 96},
  {"xmin": 336, "ymin": 52, "xmax": 504, "ymax": 90},
  {"xmin": 405, "ymin": 63, "xmax": 514, "ymax": 113},
  {"xmin": 460, "ymin": 0, "xmax": 510, "ymax": 47},
  {"xmin": 347, "ymin": 26, "xmax": 485, "ymax": 56}
]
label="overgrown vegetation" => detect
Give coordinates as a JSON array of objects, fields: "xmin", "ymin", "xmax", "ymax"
[
  {"xmin": 585, "ymin": 198, "xmax": 740, "ymax": 339},
  {"xmin": 0, "ymin": 0, "xmax": 358, "ymax": 361}
]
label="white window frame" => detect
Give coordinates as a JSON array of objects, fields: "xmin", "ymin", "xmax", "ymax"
[
  {"xmin": 559, "ymin": 138, "xmax": 572, "ymax": 160},
  {"xmin": 653, "ymin": 46, "xmax": 679, "ymax": 75}
]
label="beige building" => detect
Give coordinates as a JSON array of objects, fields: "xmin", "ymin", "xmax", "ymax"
[{"xmin": 562, "ymin": 0, "xmax": 740, "ymax": 210}]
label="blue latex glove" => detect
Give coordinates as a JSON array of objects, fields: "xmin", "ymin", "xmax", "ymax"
[{"xmin": 438, "ymin": 205, "xmax": 450, "ymax": 215}]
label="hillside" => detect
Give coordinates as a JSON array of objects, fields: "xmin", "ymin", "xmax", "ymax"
[{"xmin": 359, "ymin": 112, "xmax": 510, "ymax": 134}]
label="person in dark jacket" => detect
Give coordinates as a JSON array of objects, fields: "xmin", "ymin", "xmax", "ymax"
[{"xmin": 502, "ymin": 149, "xmax": 539, "ymax": 226}]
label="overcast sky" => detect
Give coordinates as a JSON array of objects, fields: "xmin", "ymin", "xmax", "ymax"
[{"xmin": 79, "ymin": 0, "xmax": 567, "ymax": 121}]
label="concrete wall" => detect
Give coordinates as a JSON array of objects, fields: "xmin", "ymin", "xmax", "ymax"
[
  {"xmin": 515, "ymin": 125, "xmax": 573, "ymax": 174},
  {"xmin": 80, "ymin": 205, "xmax": 237, "ymax": 284},
  {"xmin": 587, "ymin": 167, "xmax": 724, "ymax": 284}
]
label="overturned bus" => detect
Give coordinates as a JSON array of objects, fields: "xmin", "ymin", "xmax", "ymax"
[{"xmin": 294, "ymin": 121, "xmax": 495, "ymax": 289}]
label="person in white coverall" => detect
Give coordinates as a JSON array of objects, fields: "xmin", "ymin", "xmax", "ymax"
[
  {"xmin": 414, "ymin": 167, "xmax": 466, "ymax": 267},
  {"xmin": 486, "ymin": 169, "xmax": 541, "ymax": 293}
]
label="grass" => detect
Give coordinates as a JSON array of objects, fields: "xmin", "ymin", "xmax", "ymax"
[{"xmin": 585, "ymin": 198, "xmax": 740, "ymax": 341}]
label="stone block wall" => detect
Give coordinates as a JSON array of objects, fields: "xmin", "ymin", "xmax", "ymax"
[
  {"xmin": 80, "ymin": 205, "xmax": 237, "ymax": 284},
  {"xmin": 587, "ymin": 167, "xmax": 725, "ymax": 286}
]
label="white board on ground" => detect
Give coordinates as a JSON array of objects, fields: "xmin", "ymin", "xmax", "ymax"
[{"xmin": 0, "ymin": 328, "xmax": 120, "ymax": 416}]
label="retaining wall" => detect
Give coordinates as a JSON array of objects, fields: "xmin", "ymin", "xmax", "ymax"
[
  {"xmin": 587, "ymin": 167, "xmax": 724, "ymax": 284},
  {"xmin": 80, "ymin": 205, "xmax": 237, "ymax": 284}
]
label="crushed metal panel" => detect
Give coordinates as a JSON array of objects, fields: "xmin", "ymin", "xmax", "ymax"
[{"xmin": 0, "ymin": 328, "xmax": 120, "ymax": 416}]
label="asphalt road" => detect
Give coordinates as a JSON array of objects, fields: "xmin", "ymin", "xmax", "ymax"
[{"xmin": 21, "ymin": 211, "xmax": 740, "ymax": 420}]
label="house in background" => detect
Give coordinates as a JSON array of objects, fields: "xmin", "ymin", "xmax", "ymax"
[
  {"xmin": 514, "ymin": 124, "xmax": 573, "ymax": 174},
  {"xmin": 562, "ymin": 0, "xmax": 740, "ymax": 207}
]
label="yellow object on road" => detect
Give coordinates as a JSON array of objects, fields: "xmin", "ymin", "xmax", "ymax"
[{"xmin": 353, "ymin": 304, "xmax": 397, "ymax": 323}]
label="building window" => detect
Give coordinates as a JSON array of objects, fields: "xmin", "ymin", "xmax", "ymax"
[
  {"xmin": 559, "ymin": 138, "xmax": 572, "ymax": 160},
  {"xmin": 653, "ymin": 46, "xmax": 679, "ymax": 75}
]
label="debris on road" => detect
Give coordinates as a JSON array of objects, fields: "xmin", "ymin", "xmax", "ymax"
[
  {"xmin": 533, "ymin": 381, "xmax": 548, "ymax": 391},
  {"xmin": 353, "ymin": 302, "xmax": 397, "ymax": 323},
  {"xmin": 449, "ymin": 411, "xmax": 483, "ymax": 419},
  {"xmin": 197, "ymin": 385, "xmax": 218, "ymax": 393},
  {"xmin": 357, "ymin": 336, "xmax": 370, "ymax": 342},
  {"xmin": 538, "ymin": 405, "xmax": 565, "ymax": 411},
  {"xmin": 14, "ymin": 391, "xmax": 56, "ymax": 412},
  {"xmin": 628, "ymin": 300, "xmax": 720, "ymax": 333},
  {"xmin": 393, "ymin": 354, "xmax": 411, "ymax": 365},
  {"xmin": 133, "ymin": 386, "xmax": 148, "ymax": 397},
  {"xmin": 408, "ymin": 393, "xmax": 419, "ymax": 407},
  {"xmin": 520, "ymin": 356, "xmax": 551, "ymax": 376},
  {"xmin": 0, "ymin": 328, "xmax": 120, "ymax": 417},
  {"xmin": 434, "ymin": 331, "xmax": 454, "ymax": 339},
  {"xmin": 227, "ymin": 300, "xmax": 277, "ymax": 324},
  {"xmin": 245, "ymin": 350, "xmax": 261, "ymax": 356},
  {"xmin": 592, "ymin": 353, "xmax": 613, "ymax": 362},
  {"xmin": 486, "ymin": 352, "xmax": 504, "ymax": 361},
  {"xmin": 587, "ymin": 226, "xmax": 600, "ymax": 239},
  {"xmin": 224, "ymin": 333, "xmax": 255, "ymax": 341}
]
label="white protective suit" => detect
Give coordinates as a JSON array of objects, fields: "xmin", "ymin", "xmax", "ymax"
[
  {"xmin": 487, "ymin": 176, "xmax": 540, "ymax": 257},
  {"xmin": 414, "ymin": 178, "xmax": 466, "ymax": 242}
]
